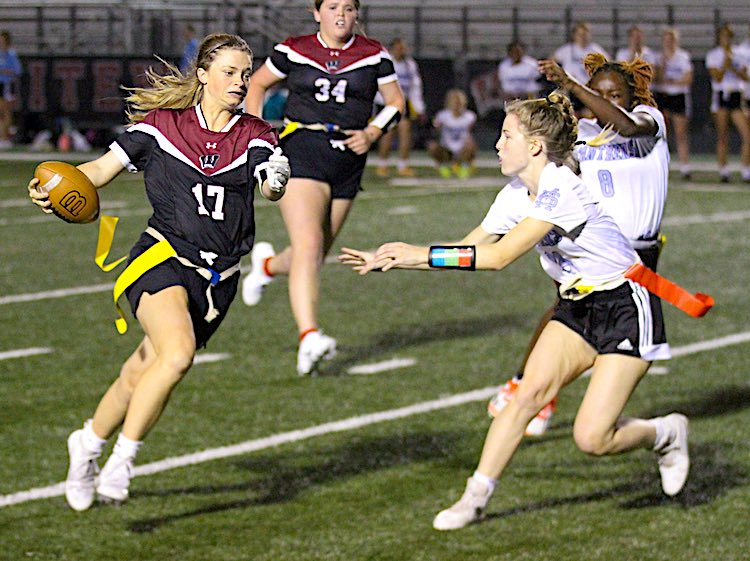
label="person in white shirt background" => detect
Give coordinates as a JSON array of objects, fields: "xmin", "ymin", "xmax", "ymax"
[
  {"xmin": 427, "ymin": 88, "xmax": 477, "ymax": 178},
  {"xmin": 375, "ymin": 37, "xmax": 426, "ymax": 178},
  {"xmin": 705, "ymin": 23, "xmax": 750, "ymax": 183},
  {"xmin": 737, "ymin": 25, "xmax": 750, "ymax": 136},
  {"xmin": 653, "ymin": 26, "xmax": 694, "ymax": 179},
  {"xmin": 498, "ymin": 40, "xmax": 540, "ymax": 103},
  {"xmin": 615, "ymin": 25, "xmax": 657, "ymax": 66},
  {"xmin": 552, "ymin": 21, "xmax": 609, "ymax": 115}
]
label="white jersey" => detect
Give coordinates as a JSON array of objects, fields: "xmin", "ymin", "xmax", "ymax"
[
  {"xmin": 615, "ymin": 46, "xmax": 657, "ymax": 66},
  {"xmin": 434, "ymin": 109, "xmax": 476, "ymax": 155},
  {"xmin": 553, "ymin": 42, "xmax": 610, "ymax": 84},
  {"xmin": 480, "ymin": 163, "xmax": 637, "ymax": 290},
  {"xmin": 374, "ymin": 56, "xmax": 425, "ymax": 115},
  {"xmin": 705, "ymin": 46, "xmax": 746, "ymax": 93},
  {"xmin": 498, "ymin": 55, "xmax": 539, "ymax": 97},
  {"xmin": 653, "ymin": 48, "xmax": 693, "ymax": 95},
  {"xmin": 575, "ymin": 104, "xmax": 669, "ymax": 243}
]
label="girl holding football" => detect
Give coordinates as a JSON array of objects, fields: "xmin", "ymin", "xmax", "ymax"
[
  {"xmin": 340, "ymin": 91, "xmax": 689, "ymax": 530},
  {"xmin": 240, "ymin": 0, "xmax": 405, "ymax": 376},
  {"xmin": 28, "ymin": 33, "xmax": 290, "ymax": 511}
]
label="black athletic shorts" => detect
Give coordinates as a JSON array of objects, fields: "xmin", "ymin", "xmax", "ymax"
[
  {"xmin": 714, "ymin": 90, "xmax": 742, "ymax": 111},
  {"xmin": 654, "ymin": 92, "xmax": 687, "ymax": 115},
  {"xmin": 552, "ymin": 281, "xmax": 668, "ymax": 360},
  {"xmin": 124, "ymin": 233, "xmax": 239, "ymax": 348},
  {"xmin": 280, "ymin": 129, "xmax": 367, "ymax": 199}
]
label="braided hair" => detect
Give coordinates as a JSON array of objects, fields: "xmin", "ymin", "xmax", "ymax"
[
  {"xmin": 583, "ymin": 52, "xmax": 656, "ymax": 108},
  {"xmin": 505, "ymin": 90, "xmax": 580, "ymax": 173}
]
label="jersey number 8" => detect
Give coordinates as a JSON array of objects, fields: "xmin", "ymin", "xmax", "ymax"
[{"xmin": 597, "ymin": 170, "xmax": 615, "ymax": 198}]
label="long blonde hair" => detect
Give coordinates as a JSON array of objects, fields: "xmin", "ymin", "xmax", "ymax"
[
  {"xmin": 125, "ymin": 33, "xmax": 252, "ymax": 123},
  {"xmin": 505, "ymin": 91, "xmax": 579, "ymax": 173}
]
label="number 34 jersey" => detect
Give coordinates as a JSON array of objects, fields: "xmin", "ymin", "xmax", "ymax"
[
  {"xmin": 110, "ymin": 106, "xmax": 278, "ymax": 268},
  {"xmin": 574, "ymin": 104, "xmax": 669, "ymax": 243},
  {"xmin": 266, "ymin": 32, "xmax": 397, "ymax": 130}
]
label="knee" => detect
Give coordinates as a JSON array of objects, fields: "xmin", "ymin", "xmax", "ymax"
[
  {"xmin": 572, "ymin": 424, "xmax": 612, "ymax": 456},
  {"xmin": 292, "ymin": 237, "xmax": 324, "ymax": 263},
  {"xmin": 155, "ymin": 341, "xmax": 195, "ymax": 382},
  {"xmin": 513, "ymin": 382, "xmax": 553, "ymax": 418}
]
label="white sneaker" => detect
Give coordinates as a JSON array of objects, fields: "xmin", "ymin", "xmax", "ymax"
[
  {"xmin": 97, "ymin": 453, "xmax": 134, "ymax": 504},
  {"xmin": 241, "ymin": 242, "xmax": 275, "ymax": 306},
  {"xmin": 65, "ymin": 429, "xmax": 100, "ymax": 511},
  {"xmin": 297, "ymin": 330, "xmax": 337, "ymax": 376},
  {"xmin": 654, "ymin": 413, "xmax": 689, "ymax": 496},
  {"xmin": 433, "ymin": 477, "xmax": 492, "ymax": 531}
]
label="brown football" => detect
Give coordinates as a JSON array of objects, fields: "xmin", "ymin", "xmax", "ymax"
[{"xmin": 34, "ymin": 161, "xmax": 99, "ymax": 224}]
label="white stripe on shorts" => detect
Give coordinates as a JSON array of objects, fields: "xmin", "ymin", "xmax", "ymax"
[{"xmin": 628, "ymin": 279, "xmax": 671, "ymax": 361}]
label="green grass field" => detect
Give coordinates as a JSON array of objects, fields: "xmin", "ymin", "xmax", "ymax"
[{"xmin": 1, "ymin": 155, "xmax": 749, "ymax": 560}]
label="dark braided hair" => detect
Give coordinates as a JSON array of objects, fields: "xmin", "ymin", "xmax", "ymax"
[{"xmin": 583, "ymin": 52, "xmax": 656, "ymax": 109}]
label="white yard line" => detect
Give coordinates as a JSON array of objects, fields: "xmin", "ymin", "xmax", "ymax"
[
  {"xmin": 347, "ymin": 358, "xmax": 417, "ymax": 375},
  {"xmin": 193, "ymin": 353, "xmax": 231, "ymax": 365},
  {"xmin": 0, "ymin": 283, "xmax": 114, "ymax": 305},
  {"xmin": 1, "ymin": 331, "xmax": 748, "ymax": 509},
  {"xmin": 0, "ymin": 347, "xmax": 53, "ymax": 361}
]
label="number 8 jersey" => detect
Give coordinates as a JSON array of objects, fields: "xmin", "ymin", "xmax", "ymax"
[
  {"xmin": 574, "ymin": 104, "xmax": 669, "ymax": 244},
  {"xmin": 266, "ymin": 32, "xmax": 397, "ymax": 129}
]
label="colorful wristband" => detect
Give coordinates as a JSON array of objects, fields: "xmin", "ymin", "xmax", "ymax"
[{"xmin": 428, "ymin": 246, "xmax": 476, "ymax": 270}]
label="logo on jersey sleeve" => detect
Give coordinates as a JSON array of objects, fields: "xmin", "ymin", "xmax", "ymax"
[
  {"xmin": 200, "ymin": 154, "xmax": 221, "ymax": 169},
  {"xmin": 534, "ymin": 188, "xmax": 560, "ymax": 212}
]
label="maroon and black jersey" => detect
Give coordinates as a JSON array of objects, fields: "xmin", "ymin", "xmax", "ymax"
[
  {"xmin": 111, "ymin": 106, "xmax": 278, "ymax": 269},
  {"xmin": 266, "ymin": 33, "xmax": 397, "ymax": 130}
]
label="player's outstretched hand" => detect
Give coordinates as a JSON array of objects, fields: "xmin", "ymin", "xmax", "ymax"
[
  {"xmin": 339, "ymin": 247, "xmax": 388, "ymax": 275},
  {"xmin": 373, "ymin": 242, "xmax": 427, "ymax": 271},
  {"xmin": 27, "ymin": 177, "xmax": 52, "ymax": 214},
  {"xmin": 538, "ymin": 59, "xmax": 575, "ymax": 89}
]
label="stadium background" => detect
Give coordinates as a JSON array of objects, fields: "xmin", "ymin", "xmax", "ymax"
[{"xmin": 3, "ymin": 0, "xmax": 750, "ymax": 152}]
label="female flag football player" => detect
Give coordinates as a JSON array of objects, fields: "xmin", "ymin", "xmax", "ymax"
[
  {"xmin": 28, "ymin": 33, "xmax": 290, "ymax": 510},
  {"xmin": 340, "ymin": 91, "xmax": 706, "ymax": 530},
  {"xmin": 240, "ymin": 0, "xmax": 405, "ymax": 376}
]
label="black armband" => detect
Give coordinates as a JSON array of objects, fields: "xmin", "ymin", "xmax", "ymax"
[{"xmin": 428, "ymin": 245, "xmax": 476, "ymax": 270}]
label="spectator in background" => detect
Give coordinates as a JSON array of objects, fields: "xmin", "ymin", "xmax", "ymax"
[
  {"xmin": 705, "ymin": 23, "xmax": 750, "ymax": 183},
  {"xmin": 497, "ymin": 40, "xmax": 540, "ymax": 102},
  {"xmin": 738, "ymin": 25, "xmax": 750, "ymax": 133},
  {"xmin": 375, "ymin": 38, "xmax": 425, "ymax": 178},
  {"xmin": 654, "ymin": 27, "xmax": 694, "ymax": 179},
  {"xmin": 427, "ymin": 88, "xmax": 477, "ymax": 178},
  {"xmin": 0, "ymin": 31, "xmax": 22, "ymax": 149},
  {"xmin": 179, "ymin": 24, "xmax": 200, "ymax": 73},
  {"xmin": 616, "ymin": 25, "xmax": 657, "ymax": 66},
  {"xmin": 552, "ymin": 22, "xmax": 609, "ymax": 86}
]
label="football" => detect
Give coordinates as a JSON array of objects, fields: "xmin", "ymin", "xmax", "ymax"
[{"xmin": 34, "ymin": 161, "xmax": 99, "ymax": 223}]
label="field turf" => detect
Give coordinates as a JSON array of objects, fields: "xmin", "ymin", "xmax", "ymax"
[{"xmin": 1, "ymin": 155, "xmax": 749, "ymax": 560}]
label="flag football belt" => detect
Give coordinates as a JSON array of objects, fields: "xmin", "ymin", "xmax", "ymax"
[
  {"xmin": 278, "ymin": 119, "xmax": 341, "ymax": 139},
  {"xmin": 559, "ymin": 263, "xmax": 713, "ymax": 318},
  {"xmin": 95, "ymin": 215, "xmax": 240, "ymax": 334}
]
